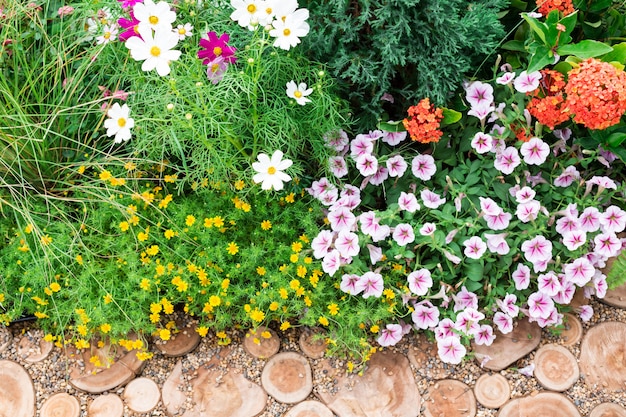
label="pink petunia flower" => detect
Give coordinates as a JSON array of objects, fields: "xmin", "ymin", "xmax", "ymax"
[
  {"xmin": 594, "ymin": 232, "xmax": 622, "ymax": 258},
  {"xmin": 340, "ymin": 273, "xmax": 362, "ymax": 295},
  {"xmin": 593, "ymin": 271, "xmax": 608, "ymax": 298},
  {"xmin": 496, "ymin": 72, "xmax": 515, "ymax": 85},
  {"xmin": 386, "ymin": 155, "xmax": 408, "ymax": 177},
  {"xmin": 484, "ymin": 211, "xmax": 512, "ymax": 230},
  {"xmin": 468, "ymin": 104, "xmax": 495, "ymax": 121},
  {"xmin": 587, "ymin": 175, "xmax": 617, "ymax": 191},
  {"xmin": 398, "ymin": 192, "xmax": 420, "ymax": 213},
  {"xmin": 355, "ymin": 153, "xmax": 378, "ymax": 177},
  {"xmin": 377, "ymin": 324, "xmax": 404, "ymax": 347},
  {"xmin": 493, "ymin": 312, "xmax": 513, "ymax": 334},
  {"xmin": 465, "ymin": 81, "xmax": 494, "ymax": 109},
  {"xmin": 516, "ymin": 200, "xmax": 541, "ymax": 223},
  {"xmin": 324, "ymin": 130, "xmax": 349, "ymax": 152},
  {"xmin": 537, "ymin": 271, "xmax": 561, "ymax": 296},
  {"xmin": 420, "ymin": 222, "xmax": 436, "ymax": 236},
  {"xmin": 366, "ymin": 244, "xmax": 383, "ymax": 265},
  {"xmin": 527, "ymin": 291, "xmax": 555, "ymax": 319},
  {"xmin": 452, "ymin": 286, "xmax": 479, "ymax": 311},
  {"xmin": 563, "ymin": 257, "xmax": 595, "ymax": 287},
  {"xmin": 484, "ymin": 233, "xmax": 510, "ymax": 255},
  {"xmin": 421, "ymin": 189, "xmax": 446, "ymax": 209},
  {"xmin": 474, "ymin": 324, "xmax": 495, "ymax": 346},
  {"xmin": 577, "ymin": 305, "xmax": 593, "ymax": 322},
  {"xmin": 513, "ymin": 70, "xmax": 542, "ymax": 93},
  {"xmin": 562, "ymin": 230, "xmax": 587, "ymax": 251},
  {"xmin": 555, "ymin": 215, "xmax": 580, "ymax": 236},
  {"xmin": 515, "ymin": 186, "xmax": 536, "ymax": 203},
  {"xmin": 512, "ymin": 263, "xmax": 531, "ymax": 290},
  {"xmin": 479, "ymin": 197, "xmax": 502, "ymax": 216},
  {"xmin": 369, "ymin": 166, "xmax": 389, "ymax": 186},
  {"xmin": 350, "ymin": 135, "xmax": 374, "ymax": 158},
  {"xmin": 334, "ymin": 230, "xmax": 360, "ymax": 258},
  {"xmin": 455, "ymin": 308, "xmax": 483, "ymax": 336},
  {"xmin": 600, "ymin": 205, "xmax": 626, "ymax": 234},
  {"xmin": 520, "ymin": 137, "xmax": 550, "ymax": 165},
  {"xmin": 494, "ymin": 146, "xmax": 521, "ymax": 175},
  {"xmin": 435, "ymin": 318, "xmax": 457, "ymax": 341},
  {"xmin": 521, "ymin": 235, "xmax": 553, "ymax": 263},
  {"xmin": 355, "ymin": 272, "xmax": 385, "ymax": 298},
  {"xmin": 311, "ymin": 230, "xmax": 334, "ymax": 259},
  {"xmin": 321, "ymin": 249, "xmax": 342, "ymax": 276},
  {"xmin": 381, "ymin": 130, "xmax": 407, "ymax": 146},
  {"xmin": 307, "ymin": 177, "xmax": 333, "ymax": 198},
  {"xmin": 552, "ymin": 279, "xmax": 576, "ymax": 305},
  {"xmin": 411, "ymin": 154, "xmax": 437, "ymax": 181},
  {"xmin": 437, "ymin": 336, "xmax": 466, "ymax": 364},
  {"xmin": 328, "ymin": 156, "xmax": 348, "ymax": 178},
  {"xmin": 579, "ymin": 207, "xmax": 601, "ymax": 233},
  {"xmin": 412, "ymin": 303, "xmax": 440, "ymax": 329},
  {"xmin": 554, "ymin": 165, "xmax": 580, "ymax": 187},
  {"xmin": 198, "ymin": 31, "xmax": 237, "ymax": 64},
  {"xmin": 392, "ymin": 223, "xmax": 415, "ymax": 246},
  {"xmin": 327, "ymin": 207, "xmax": 356, "ymax": 232},
  {"xmin": 497, "ymin": 294, "xmax": 519, "ymax": 317},
  {"xmin": 471, "ymin": 132, "xmax": 493, "ymax": 154},
  {"xmin": 407, "ymin": 268, "xmax": 433, "ymax": 296},
  {"xmin": 463, "ymin": 236, "xmax": 487, "ymax": 259}
]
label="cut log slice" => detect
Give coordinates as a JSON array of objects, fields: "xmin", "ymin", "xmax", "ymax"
[
  {"xmin": 533, "ymin": 344, "xmax": 579, "ymax": 391},
  {"xmin": 497, "ymin": 392, "xmax": 580, "ymax": 417},
  {"xmin": 474, "ymin": 373, "xmax": 510, "ymax": 409},
  {"xmin": 299, "ymin": 328, "xmax": 327, "ymax": 359},
  {"xmin": 123, "ymin": 377, "xmax": 161, "ymax": 414},
  {"xmin": 155, "ymin": 322, "xmax": 201, "ymax": 357},
  {"xmin": 162, "ymin": 360, "xmax": 187, "ymax": 417},
  {"xmin": 472, "ymin": 318, "xmax": 542, "ymax": 371},
  {"xmin": 88, "ymin": 393, "xmax": 124, "ymax": 417},
  {"xmin": 601, "ymin": 281, "xmax": 626, "ymax": 309},
  {"xmin": 316, "ymin": 351, "xmax": 421, "ymax": 417},
  {"xmin": 424, "ymin": 379, "xmax": 477, "ymax": 417},
  {"xmin": 589, "ymin": 402, "xmax": 626, "ymax": 417},
  {"xmin": 17, "ymin": 334, "xmax": 53, "ymax": 363},
  {"xmin": 560, "ymin": 313, "xmax": 583, "ymax": 346},
  {"xmin": 182, "ymin": 367, "xmax": 267, "ymax": 417},
  {"xmin": 261, "ymin": 351, "xmax": 313, "ymax": 404},
  {"xmin": 0, "ymin": 360, "xmax": 35, "ymax": 417},
  {"xmin": 40, "ymin": 393, "xmax": 80, "ymax": 417},
  {"xmin": 284, "ymin": 400, "xmax": 334, "ymax": 417},
  {"xmin": 243, "ymin": 326, "xmax": 280, "ymax": 359},
  {"xmin": 579, "ymin": 321, "xmax": 626, "ymax": 390},
  {"xmin": 569, "ymin": 288, "xmax": 590, "ymax": 309},
  {"xmin": 0, "ymin": 325, "xmax": 12, "ymax": 354}
]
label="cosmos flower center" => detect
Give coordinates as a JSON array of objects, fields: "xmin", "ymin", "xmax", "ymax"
[
  {"xmin": 283, "ymin": 28, "xmax": 291, "ymax": 36},
  {"xmin": 294, "ymin": 90, "xmax": 302, "ymax": 98},
  {"xmin": 267, "ymin": 166, "xmax": 277, "ymax": 175},
  {"xmin": 117, "ymin": 118, "xmax": 127, "ymax": 128},
  {"xmin": 213, "ymin": 46, "xmax": 222, "ymax": 56},
  {"xmin": 247, "ymin": 4, "xmax": 256, "ymax": 13},
  {"xmin": 150, "ymin": 46, "xmax": 161, "ymax": 57},
  {"xmin": 149, "ymin": 15, "xmax": 159, "ymax": 25}
]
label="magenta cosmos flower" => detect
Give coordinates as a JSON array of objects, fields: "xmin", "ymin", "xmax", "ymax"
[
  {"xmin": 198, "ymin": 31, "xmax": 237, "ymax": 65},
  {"xmin": 118, "ymin": 12, "xmax": 140, "ymax": 41}
]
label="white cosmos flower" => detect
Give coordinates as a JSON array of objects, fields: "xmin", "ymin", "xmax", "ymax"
[
  {"xmin": 269, "ymin": 12, "xmax": 310, "ymax": 50},
  {"xmin": 252, "ymin": 150, "xmax": 293, "ymax": 191},
  {"xmin": 134, "ymin": 0, "xmax": 177, "ymax": 33},
  {"xmin": 125, "ymin": 26, "xmax": 181, "ymax": 76},
  {"xmin": 286, "ymin": 80, "xmax": 312, "ymax": 105},
  {"xmin": 231, "ymin": 0, "xmax": 264, "ymax": 29},
  {"xmin": 173, "ymin": 23, "xmax": 194, "ymax": 40},
  {"xmin": 104, "ymin": 103, "xmax": 134, "ymax": 143},
  {"xmin": 96, "ymin": 24, "xmax": 118, "ymax": 44}
]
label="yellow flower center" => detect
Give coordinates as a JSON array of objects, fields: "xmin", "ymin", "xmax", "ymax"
[
  {"xmin": 133, "ymin": 25, "xmax": 139, "ymax": 34},
  {"xmin": 294, "ymin": 91, "xmax": 302, "ymax": 98},
  {"xmin": 104, "ymin": 32, "xmax": 111, "ymax": 39},
  {"xmin": 178, "ymin": 28, "xmax": 186, "ymax": 35},
  {"xmin": 247, "ymin": 4, "xmax": 256, "ymax": 13},
  {"xmin": 267, "ymin": 166, "xmax": 277, "ymax": 175},
  {"xmin": 283, "ymin": 28, "xmax": 291, "ymax": 36},
  {"xmin": 150, "ymin": 46, "xmax": 161, "ymax": 57},
  {"xmin": 117, "ymin": 118, "xmax": 127, "ymax": 127},
  {"xmin": 210, "ymin": 63, "xmax": 219, "ymax": 73},
  {"xmin": 149, "ymin": 15, "xmax": 159, "ymax": 25},
  {"xmin": 266, "ymin": 7, "xmax": 272, "ymax": 14},
  {"xmin": 213, "ymin": 46, "xmax": 222, "ymax": 56}
]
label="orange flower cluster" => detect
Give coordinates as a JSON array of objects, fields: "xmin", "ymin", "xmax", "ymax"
[
  {"xmin": 526, "ymin": 69, "xmax": 569, "ymax": 130},
  {"xmin": 564, "ymin": 59, "xmax": 626, "ymax": 130},
  {"xmin": 403, "ymin": 98, "xmax": 444, "ymax": 144},
  {"xmin": 536, "ymin": 0, "xmax": 575, "ymax": 16}
]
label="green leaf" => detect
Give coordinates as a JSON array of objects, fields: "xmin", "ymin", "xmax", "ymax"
[
  {"xmin": 557, "ymin": 40, "xmax": 613, "ymax": 59},
  {"xmin": 601, "ymin": 42, "xmax": 626, "ymax": 65},
  {"xmin": 441, "ymin": 108, "xmax": 462, "ymax": 126},
  {"xmin": 465, "ymin": 262, "xmax": 485, "ymax": 282},
  {"xmin": 583, "ymin": 20, "xmax": 603, "ymax": 28},
  {"xmin": 606, "ymin": 133, "xmax": 626, "ymax": 148},
  {"xmin": 606, "ymin": 251, "xmax": 626, "ymax": 289},
  {"xmin": 559, "ymin": 11, "xmax": 578, "ymax": 40},
  {"xmin": 501, "ymin": 40, "xmax": 526, "ymax": 52},
  {"xmin": 527, "ymin": 45, "xmax": 555, "ymax": 73},
  {"xmin": 523, "ymin": 14, "xmax": 549, "ymax": 44},
  {"xmin": 588, "ymin": 0, "xmax": 612, "ymax": 12},
  {"xmin": 611, "ymin": 146, "xmax": 626, "ymax": 163},
  {"xmin": 378, "ymin": 120, "xmax": 406, "ymax": 133}
]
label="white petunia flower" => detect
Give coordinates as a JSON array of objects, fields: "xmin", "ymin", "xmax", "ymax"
[
  {"xmin": 269, "ymin": 12, "xmax": 309, "ymax": 50},
  {"xmin": 125, "ymin": 26, "xmax": 181, "ymax": 76},
  {"xmin": 252, "ymin": 150, "xmax": 293, "ymax": 191},
  {"xmin": 104, "ymin": 103, "xmax": 134, "ymax": 143},
  {"xmin": 286, "ymin": 80, "xmax": 312, "ymax": 105},
  {"xmin": 133, "ymin": 0, "xmax": 177, "ymax": 33}
]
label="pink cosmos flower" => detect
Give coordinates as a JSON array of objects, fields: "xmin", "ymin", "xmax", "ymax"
[
  {"xmin": 366, "ymin": 244, "xmax": 383, "ymax": 265},
  {"xmin": 321, "ymin": 249, "xmax": 342, "ymax": 276},
  {"xmin": 311, "ymin": 230, "xmax": 334, "ymax": 259},
  {"xmin": 412, "ymin": 303, "xmax": 440, "ymax": 329},
  {"xmin": 527, "ymin": 291, "xmax": 555, "ymax": 319},
  {"xmin": 493, "ymin": 312, "xmax": 513, "ymax": 334},
  {"xmin": 494, "ymin": 146, "xmax": 521, "ymax": 175},
  {"xmin": 198, "ymin": 31, "xmax": 237, "ymax": 64},
  {"xmin": 328, "ymin": 156, "xmax": 348, "ymax": 178},
  {"xmin": 205, "ymin": 57, "xmax": 228, "ymax": 84},
  {"xmin": 398, "ymin": 192, "xmax": 420, "ymax": 213},
  {"xmin": 594, "ymin": 232, "xmax": 622, "ymax": 258},
  {"xmin": 512, "ymin": 263, "xmax": 531, "ymax": 290},
  {"xmin": 355, "ymin": 153, "xmax": 378, "ymax": 177},
  {"xmin": 465, "ymin": 81, "xmax": 494, "ymax": 109},
  {"xmin": 420, "ymin": 222, "xmax": 436, "ymax": 236},
  {"xmin": 520, "ymin": 137, "xmax": 550, "ymax": 165},
  {"xmin": 562, "ymin": 230, "xmax": 587, "ymax": 251},
  {"xmin": 324, "ymin": 130, "xmax": 349, "ymax": 151},
  {"xmin": 497, "ymin": 294, "xmax": 519, "ymax": 317},
  {"xmin": 484, "ymin": 211, "xmax": 512, "ymax": 230},
  {"xmin": 421, "ymin": 189, "xmax": 446, "ymax": 209},
  {"xmin": 521, "ymin": 235, "xmax": 553, "ymax": 263},
  {"xmin": 600, "ymin": 205, "xmax": 626, "ymax": 234},
  {"xmin": 463, "ymin": 236, "xmax": 487, "ymax": 259},
  {"xmin": 350, "ymin": 136, "xmax": 374, "ymax": 158},
  {"xmin": 118, "ymin": 0, "xmax": 142, "ymax": 8},
  {"xmin": 381, "ymin": 130, "xmax": 407, "ymax": 146},
  {"xmin": 393, "ymin": 223, "xmax": 415, "ymax": 246},
  {"xmin": 334, "ymin": 230, "xmax": 360, "ymax": 258},
  {"xmin": 471, "ymin": 132, "xmax": 493, "ymax": 154},
  {"xmin": 474, "ymin": 325, "xmax": 495, "ymax": 346},
  {"xmin": 563, "ymin": 257, "xmax": 596, "ymax": 287},
  {"xmin": 411, "ymin": 154, "xmax": 437, "ymax": 181},
  {"xmin": 453, "ymin": 286, "xmax": 479, "ymax": 311},
  {"xmin": 340, "ymin": 274, "xmax": 362, "ymax": 295},
  {"xmin": 356, "ymin": 272, "xmax": 384, "ymax": 298},
  {"xmin": 513, "ymin": 70, "xmax": 542, "ymax": 93},
  {"xmin": 516, "ymin": 200, "xmax": 541, "ymax": 223},
  {"xmin": 484, "ymin": 233, "xmax": 510, "ymax": 255},
  {"xmin": 577, "ymin": 305, "xmax": 593, "ymax": 322},
  {"xmin": 369, "ymin": 166, "xmax": 389, "ymax": 186},
  {"xmin": 437, "ymin": 336, "xmax": 466, "ymax": 364},
  {"xmin": 118, "ymin": 12, "xmax": 140, "ymax": 41},
  {"xmin": 579, "ymin": 207, "xmax": 601, "ymax": 232},
  {"xmin": 515, "ymin": 186, "xmax": 536, "ymax": 203},
  {"xmin": 537, "ymin": 272, "xmax": 561, "ymax": 296},
  {"xmin": 377, "ymin": 324, "xmax": 404, "ymax": 347},
  {"xmin": 407, "ymin": 268, "xmax": 433, "ymax": 296},
  {"xmin": 479, "ymin": 197, "xmax": 502, "ymax": 216},
  {"xmin": 554, "ymin": 165, "xmax": 580, "ymax": 187},
  {"xmin": 386, "ymin": 155, "xmax": 408, "ymax": 177}
]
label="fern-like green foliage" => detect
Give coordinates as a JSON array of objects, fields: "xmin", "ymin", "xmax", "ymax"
[
  {"xmin": 606, "ymin": 250, "xmax": 626, "ymax": 289},
  {"xmin": 301, "ymin": 0, "xmax": 508, "ymax": 131}
]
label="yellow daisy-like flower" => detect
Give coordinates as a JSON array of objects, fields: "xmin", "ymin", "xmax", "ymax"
[
  {"xmin": 140, "ymin": 278, "xmax": 151, "ymax": 291},
  {"xmin": 75, "ymin": 254, "xmax": 84, "ymax": 265},
  {"xmin": 319, "ymin": 316, "xmax": 329, "ymax": 326},
  {"xmin": 24, "ymin": 224, "xmax": 33, "ymax": 234},
  {"xmin": 49, "ymin": 282, "xmax": 61, "ymax": 293},
  {"xmin": 213, "ymin": 216, "xmax": 225, "ymax": 228},
  {"xmin": 146, "ymin": 245, "xmax": 159, "ymax": 256},
  {"xmin": 234, "ymin": 179, "xmax": 245, "ymax": 190},
  {"xmin": 226, "ymin": 242, "xmax": 239, "ymax": 255},
  {"xmin": 159, "ymin": 329, "xmax": 171, "ymax": 341},
  {"xmin": 383, "ymin": 288, "xmax": 395, "ymax": 300},
  {"xmin": 40, "ymin": 235, "xmax": 53, "ymax": 246},
  {"xmin": 119, "ymin": 221, "xmax": 130, "ymax": 232},
  {"xmin": 75, "ymin": 339, "xmax": 90, "ymax": 350},
  {"xmin": 370, "ymin": 325, "xmax": 379, "ymax": 333},
  {"xmin": 261, "ymin": 220, "xmax": 272, "ymax": 230},
  {"xmin": 99, "ymin": 170, "xmax": 112, "ymax": 181},
  {"xmin": 296, "ymin": 265, "xmax": 307, "ymax": 278},
  {"xmin": 34, "ymin": 311, "xmax": 49, "ymax": 319},
  {"xmin": 327, "ymin": 303, "xmax": 339, "ymax": 316},
  {"xmin": 250, "ymin": 308, "xmax": 265, "ymax": 322},
  {"xmin": 185, "ymin": 215, "xmax": 196, "ymax": 226},
  {"xmin": 209, "ymin": 295, "xmax": 221, "ymax": 307},
  {"xmin": 291, "ymin": 241, "xmax": 303, "ymax": 253},
  {"xmin": 196, "ymin": 326, "xmax": 209, "ymax": 337},
  {"xmin": 289, "ymin": 279, "xmax": 300, "ymax": 290},
  {"xmin": 280, "ymin": 321, "xmax": 291, "ymax": 331},
  {"xmin": 269, "ymin": 301, "xmax": 279, "ymax": 311},
  {"xmin": 124, "ymin": 161, "xmax": 137, "ymax": 171},
  {"xmin": 164, "ymin": 174, "xmax": 178, "ymax": 183},
  {"xmin": 289, "ymin": 253, "xmax": 299, "ymax": 263},
  {"xmin": 100, "ymin": 323, "xmax": 112, "ymax": 334},
  {"xmin": 164, "ymin": 229, "xmax": 175, "ymax": 239},
  {"xmin": 285, "ymin": 192, "xmax": 295, "ymax": 203},
  {"xmin": 138, "ymin": 230, "xmax": 149, "ymax": 242},
  {"xmin": 159, "ymin": 194, "xmax": 173, "ymax": 209},
  {"xmin": 256, "ymin": 266, "xmax": 266, "ymax": 276},
  {"xmin": 103, "ymin": 293, "xmax": 113, "ymax": 304},
  {"xmin": 279, "ymin": 288, "xmax": 288, "ymax": 299}
]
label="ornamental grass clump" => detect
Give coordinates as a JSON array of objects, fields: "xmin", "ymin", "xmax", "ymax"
[{"xmin": 307, "ymin": 63, "xmax": 626, "ymax": 364}]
